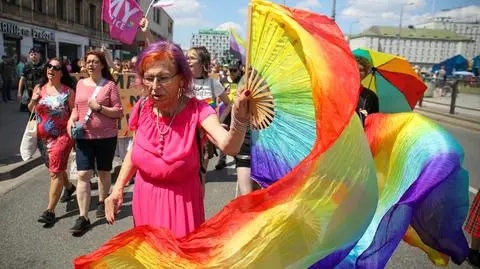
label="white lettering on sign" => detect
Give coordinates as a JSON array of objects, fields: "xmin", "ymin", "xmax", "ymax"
[
  {"xmin": 0, "ymin": 21, "xmax": 31, "ymax": 37},
  {"xmin": 110, "ymin": 0, "xmax": 140, "ymax": 24},
  {"xmin": 32, "ymin": 29, "xmax": 55, "ymax": 41}
]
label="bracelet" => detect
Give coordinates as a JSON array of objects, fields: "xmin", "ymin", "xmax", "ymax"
[{"xmin": 231, "ymin": 116, "xmax": 249, "ymax": 133}]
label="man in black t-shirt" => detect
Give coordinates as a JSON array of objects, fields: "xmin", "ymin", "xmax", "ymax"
[
  {"xmin": 355, "ymin": 55, "xmax": 379, "ymax": 126},
  {"xmin": 18, "ymin": 47, "xmax": 44, "ymax": 112}
]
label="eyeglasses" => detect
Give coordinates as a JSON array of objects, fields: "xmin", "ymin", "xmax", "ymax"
[
  {"xmin": 45, "ymin": 63, "xmax": 62, "ymax": 71},
  {"xmin": 186, "ymin": 56, "xmax": 199, "ymax": 62},
  {"xmin": 143, "ymin": 73, "xmax": 179, "ymax": 86},
  {"xmin": 86, "ymin": 60, "xmax": 100, "ymax": 65}
]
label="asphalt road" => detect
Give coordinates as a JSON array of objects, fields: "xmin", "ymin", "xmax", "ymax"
[{"xmin": 0, "ymin": 122, "xmax": 478, "ymax": 269}]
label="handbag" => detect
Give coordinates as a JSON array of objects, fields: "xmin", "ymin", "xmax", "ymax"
[
  {"xmin": 20, "ymin": 109, "xmax": 38, "ymax": 161},
  {"xmin": 21, "ymin": 89, "xmax": 30, "ymax": 105},
  {"xmin": 71, "ymin": 78, "xmax": 106, "ymax": 140},
  {"xmin": 69, "ymin": 152, "xmax": 78, "ymax": 180}
]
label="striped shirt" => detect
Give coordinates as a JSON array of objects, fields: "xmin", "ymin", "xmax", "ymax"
[{"xmin": 71, "ymin": 79, "xmax": 123, "ymax": 139}]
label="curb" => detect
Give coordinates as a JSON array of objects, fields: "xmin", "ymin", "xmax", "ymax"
[
  {"xmin": 416, "ymin": 106, "xmax": 480, "ymax": 124},
  {"xmin": 0, "ymin": 156, "xmax": 43, "ymax": 181},
  {"xmin": 415, "ymin": 108, "xmax": 480, "ymax": 132}
]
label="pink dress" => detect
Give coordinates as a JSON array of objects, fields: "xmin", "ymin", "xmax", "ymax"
[{"xmin": 128, "ymin": 97, "xmax": 216, "ymax": 238}]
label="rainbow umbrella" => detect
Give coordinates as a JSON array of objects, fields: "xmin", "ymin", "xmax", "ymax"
[{"xmin": 353, "ymin": 48, "xmax": 427, "ymax": 113}]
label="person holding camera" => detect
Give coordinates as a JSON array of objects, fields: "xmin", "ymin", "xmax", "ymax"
[
  {"xmin": 27, "ymin": 58, "xmax": 77, "ymax": 225},
  {"xmin": 67, "ymin": 50, "xmax": 123, "ymax": 234}
]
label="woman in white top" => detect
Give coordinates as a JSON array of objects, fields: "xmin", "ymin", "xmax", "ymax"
[{"xmin": 187, "ymin": 47, "xmax": 232, "ymax": 188}]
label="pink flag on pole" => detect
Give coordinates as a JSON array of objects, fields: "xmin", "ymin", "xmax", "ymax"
[
  {"xmin": 152, "ymin": 0, "xmax": 175, "ymax": 8},
  {"xmin": 101, "ymin": 0, "xmax": 144, "ymax": 45}
]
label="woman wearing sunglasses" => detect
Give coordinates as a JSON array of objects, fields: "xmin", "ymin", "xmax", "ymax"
[{"xmin": 28, "ymin": 58, "xmax": 77, "ymax": 226}]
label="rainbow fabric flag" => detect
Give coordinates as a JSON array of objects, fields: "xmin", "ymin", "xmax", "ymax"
[
  {"xmin": 74, "ymin": 1, "xmax": 468, "ymax": 268},
  {"xmin": 229, "ymin": 29, "xmax": 246, "ymax": 64},
  {"xmin": 332, "ymin": 113, "xmax": 469, "ymax": 268},
  {"xmin": 201, "ymin": 97, "xmax": 216, "ymax": 109}
]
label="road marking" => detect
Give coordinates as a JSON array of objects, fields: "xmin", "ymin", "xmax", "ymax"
[{"xmin": 470, "ymin": 186, "xmax": 478, "ymax": 194}]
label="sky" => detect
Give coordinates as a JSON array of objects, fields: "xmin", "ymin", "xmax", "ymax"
[{"xmin": 158, "ymin": 0, "xmax": 480, "ymax": 49}]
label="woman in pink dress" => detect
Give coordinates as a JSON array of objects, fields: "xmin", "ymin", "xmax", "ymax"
[{"xmin": 104, "ymin": 41, "xmax": 251, "ymax": 238}]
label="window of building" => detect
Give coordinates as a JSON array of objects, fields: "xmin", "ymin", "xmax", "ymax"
[
  {"xmin": 154, "ymin": 9, "xmax": 160, "ymax": 24},
  {"xmin": 34, "ymin": 0, "xmax": 42, "ymax": 12},
  {"xmin": 56, "ymin": 0, "xmax": 64, "ymax": 19},
  {"xmin": 4, "ymin": 0, "xmax": 18, "ymax": 4},
  {"xmin": 89, "ymin": 4, "xmax": 96, "ymax": 28},
  {"xmin": 75, "ymin": 0, "xmax": 82, "ymax": 24}
]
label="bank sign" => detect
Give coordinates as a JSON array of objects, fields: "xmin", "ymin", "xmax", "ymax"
[
  {"xmin": 32, "ymin": 28, "xmax": 55, "ymax": 42},
  {"xmin": 0, "ymin": 20, "xmax": 54, "ymax": 41},
  {"xmin": 0, "ymin": 21, "xmax": 30, "ymax": 37}
]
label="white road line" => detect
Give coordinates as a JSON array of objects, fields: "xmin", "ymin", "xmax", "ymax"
[{"xmin": 470, "ymin": 186, "xmax": 479, "ymax": 194}]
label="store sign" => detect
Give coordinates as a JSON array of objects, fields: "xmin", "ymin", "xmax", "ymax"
[
  {"xmin": 0, "ymin": 21, "xmax": 30, "ymax": 37},
  {"xmin": 32, "ymin": 28, "xmax": 55, "ymax": 42}
]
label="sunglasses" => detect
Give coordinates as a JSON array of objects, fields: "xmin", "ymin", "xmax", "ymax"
[
  {"xmin": 229, "ymin": 69, "xmax": 238, "ymax": 73},
  {"xmin": 45, "ymin": 63, "xmax": 62, "ymax": 71}
]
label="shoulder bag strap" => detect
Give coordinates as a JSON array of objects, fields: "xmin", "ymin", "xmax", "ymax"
[
  {"xmin": 83, "ymin": 78, "xmax": 106, "ymax": 123},
  {"xmin": 209, "ymin": 78, "xmax": 215, "ymax": 100}
]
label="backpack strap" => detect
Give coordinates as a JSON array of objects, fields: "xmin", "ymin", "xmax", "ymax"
[
  {"xmin": 209, "ymin": 78, "xmax": 216, "ymax": 104},
  {"xmin": 196, "ymin": 129, "xmax": 206, "ymax": 177},
  {"xmin": 137, "ymin": 97, "xmax": 147, "ymax": 119}
]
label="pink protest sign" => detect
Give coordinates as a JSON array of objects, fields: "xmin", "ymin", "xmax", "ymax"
[{"xmin": 102, "ymin": 0, "xmax": 144, "ymax": 45}]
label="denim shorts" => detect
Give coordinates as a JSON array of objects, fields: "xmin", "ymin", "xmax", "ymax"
[{"xmin": 75, "ymin": 137, "xmax": 117, "ymax": 171}]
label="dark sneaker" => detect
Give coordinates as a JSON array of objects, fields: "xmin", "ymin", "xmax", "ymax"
[
  {"xmin": 38, "ymin": 210, "xmax": 55, "ymax": 224},
  {"xmin": 69, "ymin": 216, "xmax": 90, "ymax": 233},
  {"xmin": 468, "ymin": 249, "xmax": 480, "ymax": 268},
  {"xmin": 60, "ymin": 185, "xmax": 76, "ymax": 203},
  {"xmin": 215, "ymin": 159, "xmax": 227, "ymax": 170},
  {"xmin": 96, "ymin": 202, "xmax": 105, "ymax": 218}
]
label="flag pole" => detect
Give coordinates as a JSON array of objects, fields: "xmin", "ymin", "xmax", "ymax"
[{"xmin": 145, "ymin": 0, "xmax": 156, "ymax": 17}]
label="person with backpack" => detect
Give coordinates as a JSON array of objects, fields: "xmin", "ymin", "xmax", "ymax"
[
  {"xmin": 186, "ymin": 46, "xmax": 232, "ymax": 189},
  {"xmin": 18, "ymin": 48, "xmax": 44, "ymax": 111},
  {"xmin": 103, "ymin": 41, "xmax": 250, "ymax": 237}
]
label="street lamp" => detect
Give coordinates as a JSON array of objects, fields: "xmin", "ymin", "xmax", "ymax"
[
  {"xmin": 348, "ymin": 20, "xmax": 360, "ymax": 45},
  {"xmin": 397, "ymin": 0, "xmax": 415, "ymax": 55}
]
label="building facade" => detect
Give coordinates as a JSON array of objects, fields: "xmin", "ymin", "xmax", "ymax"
[
  {"xmin": 191, "ymin": 29, "xmax": 230, "ymax": 63},
  {"xmin": 349, "ymin": 26, "xmax": 474, "ymax": 69},
  {"xmin": 416, "ymin": 16, "xmax": 479, "ymax": 59},
  {"xmin": 0, "ymin": 0, "xmax": 174, "ymax": 62}
]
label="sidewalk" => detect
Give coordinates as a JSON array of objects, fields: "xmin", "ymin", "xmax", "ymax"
[
  {"xmin": 0, "ymin": 97, "xmax": 42, "ymax": 180},
  {"xmin": 415, "ymin": 93, "xmax": 480, "ymax": 131}
]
